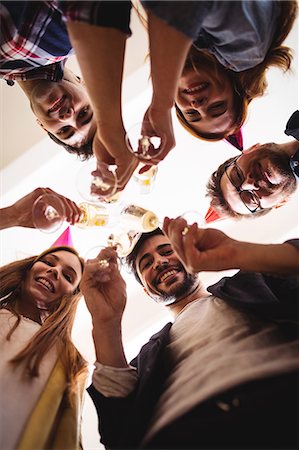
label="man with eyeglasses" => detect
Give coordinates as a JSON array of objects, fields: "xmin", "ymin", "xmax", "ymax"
[{"xmin": 206, "ymin": 110, "xmax": 299, "ymax": 219}]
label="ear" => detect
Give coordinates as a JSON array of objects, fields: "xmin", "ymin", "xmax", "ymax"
[
  {"xmin": 274, "ymin": 198, "xmax": 289, "ymax": 209},
  {"xmin": 242, "ymin": 143, "xmax": 261, "ymax": 155},
  {"xmin": 143, "ymin": 287, "xmax": 150, "ymax": 296},
  {"xmin": 36, "ymin": 118, "xmax": 45, "ymax": 130}
]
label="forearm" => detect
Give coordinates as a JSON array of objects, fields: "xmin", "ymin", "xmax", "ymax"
[
  {"xmin": 234, "ymin": 242, "xmax": 299, "ymax": 275},
  {"xmin": 66, "ymin": 23, "xmax": 126, "ymax": 137},
  {"xmin": 146, "ymin": 11, "xmax": 192, "ymax": 109},
  {"xmin": 92, "ymin": 321, "xmax": 129, "ymax": 368},
  {"xmin": 0, "ymin": 206, "xmax": 19, "ymax": 229}
]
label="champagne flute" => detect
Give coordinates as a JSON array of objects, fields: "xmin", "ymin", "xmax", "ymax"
[
  {"xmin": 32, "ymin": 194, "xmax": 110, "ymax": 233},
  {"xmin": 32, "ymin": 193, "xmax": 65, "ymax": 233},
  {"xmin": 178, "ymin": 210, "xmax": 206, "ymax": 235},
  {"xmin": 133, "ymin": 163, "xmax": 158, "ymax": 195},
  {"xmin": 76, "ymin": 159, "xmax": 119, "ymax": 204},
  {"xmin": 125, "ymin": 122, "xmax": 165, "ymax": 161}
]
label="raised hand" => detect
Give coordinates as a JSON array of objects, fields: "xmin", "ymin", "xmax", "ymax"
[
  {"xmin": 81, "ymin": 246, "xmax": 127, "ymax": 325},
  {"xmin": 163, "ymin": 216, "xmax": 237, "ymax": 273},
  {"xmin": 1, "ymin": 188, "xmax": 82, "ymax": 230}
]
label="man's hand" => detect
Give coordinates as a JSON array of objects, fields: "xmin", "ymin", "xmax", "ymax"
[
  {"xmin": 92, "ymin": 131, "xmax": 138, "ymax": 193},
  {"xmin": 1, "ymin": 188, "xmax": 82, "ymax": 230},
  {"xmin": 163, "ymin": 216, "xmax": 237, "ymax": 273}
]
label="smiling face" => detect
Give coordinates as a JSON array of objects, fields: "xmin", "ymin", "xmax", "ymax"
[
  {"xmin": 23, "ymin": 250, "xmax": 83, "ymax": 307},
  {"xmin": 30, "ymin": 75, "xmax": 96, "ymax": 148},
  {"xmin": 176, "ymin": 57, "xmax": 236, "ymax": 137},
  {"xmin": 136, "ymin": 234, "xmax": 198, "ymax": 305},
  {"xmin": 220, "ymin": 144, "xmax": 296, "ymax": 215}
]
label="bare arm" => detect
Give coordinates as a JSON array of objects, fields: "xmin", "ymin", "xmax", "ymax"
[
  {"xmin": 163, "ymin": 217, "xmax": 299, "ymax": 275},
  {"xmin": 141, "ymin": 11, "xmax": 192, "ymax": 164},
  {"xmin": 80, "ymin": 247, "xmax": 129, "ymax": 367},
  {"xmin": 0, "ymin": 188, "xmax": 81, "ymax": 230},
  {"xmin": 65, "ymin": 23, "xmax": 138, "ymax": 190}
]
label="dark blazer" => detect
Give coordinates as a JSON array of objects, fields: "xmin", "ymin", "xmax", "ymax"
[{"xmin": 88, "ymin": 240, "xmax": 299, "ymax": 449}]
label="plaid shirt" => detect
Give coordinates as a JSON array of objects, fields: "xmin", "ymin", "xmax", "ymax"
[{"xmin": 0, "ymin": 1, "xmax": 131, "ymax": 85}]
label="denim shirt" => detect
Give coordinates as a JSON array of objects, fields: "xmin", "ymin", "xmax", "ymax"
[{"xmin": 142, "ymin": 1, "xmax": 280, "ymax": 72}]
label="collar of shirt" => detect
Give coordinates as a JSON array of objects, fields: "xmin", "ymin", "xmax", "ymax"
[{"xmin": 3, "ymin": 61, "xmax": 64, "ymax": 86}]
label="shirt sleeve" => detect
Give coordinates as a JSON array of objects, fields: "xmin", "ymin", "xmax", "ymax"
[
  {"xmin": 92, "ymin": 362, "xmax": 138, "ymax": 398},
  {"xmin": 58, "ymin": 1, "xmax": 132, "ymax": 36},
  {"xmin": 141, "ymin": 1, "xmax": 210, "ymax": 40}
]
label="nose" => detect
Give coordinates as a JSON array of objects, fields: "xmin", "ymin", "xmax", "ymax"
[
  {"xmin": 153, "ymin": 258, "xmax": 169, "ymax": 271},
  {"xmin": 47, "ymin": 267, "xmax": 59, "ymax": 279},
  {"xmin": 241, "ymin": 172, "xmax": 259, "ymax": 190},
  {"xmin": 190, "ymin": 97, "xmax": 208, "ymax": 116},
  {"xmin": 59, "ymin": 106, "xmax": 73, "ymax": 120}
]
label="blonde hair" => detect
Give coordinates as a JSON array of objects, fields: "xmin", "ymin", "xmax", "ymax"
[
  {"xmin": 176, "ymin": 0, "xmax": 298, "ymax": 141},
  {"xmin": 0, "ymin": 246, "xmax": 88, "ymax": 403}
]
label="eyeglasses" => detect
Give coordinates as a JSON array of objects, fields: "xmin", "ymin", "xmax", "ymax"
[{"xmin": 224, "ymin": 157, "xmax": 263, "ymax": 213}]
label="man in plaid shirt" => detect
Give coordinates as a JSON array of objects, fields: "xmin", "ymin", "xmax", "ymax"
[{"xmin": 1, "ymin": 1, "xmax": 132, "ymax": 159}]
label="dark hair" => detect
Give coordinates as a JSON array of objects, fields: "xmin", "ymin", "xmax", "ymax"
[
  {"xmin": 124, "ymin": 228, "xmax": 165, "ymax": 285},
  {"xmin": 48, "ymin": 132, "xmax": 93, "ymax": 160},
  {"xmin": 206, "ymin": 157, "xmax": 271, "ymax": 220}
]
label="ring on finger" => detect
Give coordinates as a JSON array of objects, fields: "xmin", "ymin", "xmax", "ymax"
[
  {"xmin": 98, "ymin": 259, "xmax": 110, "ymax": 269},
  {"xmin": 182, "ymin": 226, "xmax": 189, "ymax": 236}
]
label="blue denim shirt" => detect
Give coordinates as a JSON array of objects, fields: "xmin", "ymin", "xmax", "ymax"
[{"xmin": 142, "ymin": 1, "xmax": 280, "ymax": 72}]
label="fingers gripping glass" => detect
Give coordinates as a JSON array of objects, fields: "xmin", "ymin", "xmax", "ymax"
[
  {"xmin": 125, "ymin": 122, "xmax": 165, "ymax": 161},
  {"xmin": 225, "ymin": 157, "xmax": 262, "ymax": 213}
]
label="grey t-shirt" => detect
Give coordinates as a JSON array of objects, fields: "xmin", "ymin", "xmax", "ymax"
[{"xmin": 141, "ymin": 1, "xmax": 280, "ymax": 71}]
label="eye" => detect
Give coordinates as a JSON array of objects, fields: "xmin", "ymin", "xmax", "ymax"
[
  {"xmin": 78, "ymin": 106, "xmax": 89, "ymax": 119},
  {"xmin": 63, "ymin": 273, "xmax": 73, "ymax": 283},
  {"xmin": 141, "ymin": 261, "xmax": 151, "ymax": 271},
  {"xmin": 41, "ymin": 258, "xmax": 54, "ymax": 267},
  {"xmin": 185, "ymin": 109, "xmax": 196, "ymax": 116},
  {"xmin": 161, "ymin": 249, "xmax": 173, "ymax": 256},
  {"xmin": 57, "ymin": 126, "xmax": 71, "ymax": 136}
]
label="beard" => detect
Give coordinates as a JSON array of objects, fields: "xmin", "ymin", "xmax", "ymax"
[
  {"xmin": 250, "ymin": 144, "xmax": 296, "ymax": 195},
  {"xmin": 148, "ymin": 269, "xmax": 199, "ymax": 306}
]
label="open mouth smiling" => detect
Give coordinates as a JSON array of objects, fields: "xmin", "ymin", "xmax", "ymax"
[
  {"xmin": 183, "ymin": 82, "xmax": 209, "ymax": 94},
  {"xmin": 155, "ymin": 266, "xmax": 181, "ymax": 286},
  {"xmin": 36, "ymin": 277, "xmax": 55, "ymax": 293},
  {"xmin": 48, "ymin": 95, "xmax": 66, "ymax": 114}
]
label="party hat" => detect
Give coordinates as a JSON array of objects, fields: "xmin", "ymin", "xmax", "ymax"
[
  {"xmin": 204, "ymin": 206, "xmax": 223, "ymax": 224},
  {"xmin": 224, "ymin": 128, "xmax": 243, "ymax": 151},
  {"xmin": 51, "ymin": 226, "xmax": 74, "ymax": 248}
]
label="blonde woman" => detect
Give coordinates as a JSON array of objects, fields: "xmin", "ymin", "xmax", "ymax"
[{"xmin": 0, "ymin": 245, "xmax": 87, "ymax": 449}]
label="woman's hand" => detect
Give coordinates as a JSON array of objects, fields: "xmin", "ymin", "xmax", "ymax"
[
  {"xmin": 81, "ymin": 246, "xmax": 127, "ymax": 326},
  {"xmin": 138, "ymin": 106, "xmax": 175, "ymax": 170}
]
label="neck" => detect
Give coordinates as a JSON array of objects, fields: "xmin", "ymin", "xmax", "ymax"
[
  {"xmin": 167, "ymin": 282, "xmax": 208, "ymax": 318},
  {"xmin": 281, "ymin": 140, "xmax": 299, "ymax": 157},
  {"xmin": 17, "ymin": 79, "xmax": 39, "ymax": 99},
  {"xmin": 15, "ymin": 295, "xmax": 42, "ymax": 324}
]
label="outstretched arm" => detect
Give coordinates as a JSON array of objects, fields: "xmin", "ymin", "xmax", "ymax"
[
  {"xmin": 65, "ymin": 21, "xmax": 138, "ymax": 191},
  {"xmin": 140, "ymin": 10, "xmax": 192, "ymax": 165},
  {"xmin": 163, "ymin": 217, "xmax": 299, "ymax": 275},
  {"xmin": 0, "ymin": 188, "xmax": 81, "ymax": 230},
  {"xmin": 80, "ymin": 247, "xmax": 129, "ymax": 367}
]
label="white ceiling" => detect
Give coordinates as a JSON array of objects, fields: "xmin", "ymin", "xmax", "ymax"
[{"xmin": 0, "ymin": 13, "xmax": 298, "ymax": 450}]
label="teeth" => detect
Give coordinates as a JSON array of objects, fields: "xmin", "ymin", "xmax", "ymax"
[
  {"xmin": 159, "ymin": 270, "xmax": 177, "ymax": 283},
  {"xmin": 36, "ymin": 277, "xmax": 54, "ymax": 293},
  {"xmin": 49, "ymin": 96, "xmax": 65, "ymax": 113},
  {"xmin": 185, "ymin": 83, "xmax": 208, "ymax": 94}
]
